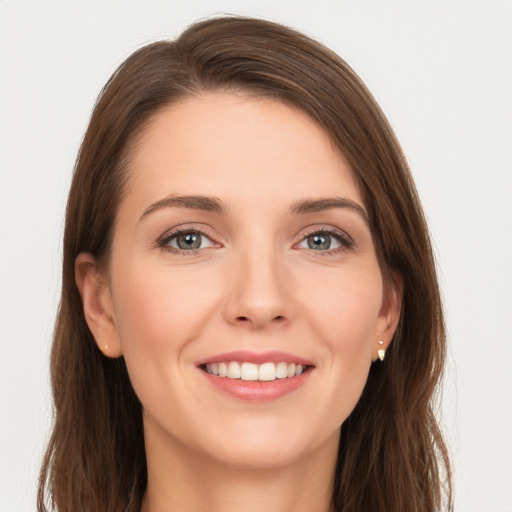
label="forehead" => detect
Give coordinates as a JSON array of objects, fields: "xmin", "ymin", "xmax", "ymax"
[{"xmin": 123, "ymin": 91, "xmax": 362, "ymax": 215}]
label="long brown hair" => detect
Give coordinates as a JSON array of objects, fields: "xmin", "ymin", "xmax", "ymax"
[{"xmin": 38, "ymin": 16, "xmax": 452, "ymax": 512}]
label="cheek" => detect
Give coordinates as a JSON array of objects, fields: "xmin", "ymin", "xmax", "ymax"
[
  {"xmin": 109, "ymin": 259, "xmax": 224, "ymax": 397},
  {"xmin": 109, "ymin": 259, "xmax": 227, "ymax": 421},
  {"xmin": 299, "ymin": 268, "xmax": 382, "ymax": 420},
  {"xmin": 301, "ymin": 266, "xmax": 383, "ymax": 350},
  {"xmin": 112, "ymin": 262, "xmax": 218, "ymax": 344}
]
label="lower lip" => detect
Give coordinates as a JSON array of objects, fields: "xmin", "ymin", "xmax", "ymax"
[{"xmin": 199, "ymin": 368, "xmax": 312, "ymax": 401}]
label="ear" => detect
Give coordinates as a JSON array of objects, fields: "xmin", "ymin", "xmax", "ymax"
[
  {"xmin": 75, "ymin": 253, "xmax": 123, "ymax": 358},
  {"xmin": 373, "ymin": 274, "xmax": 403, "ymax": 361}
]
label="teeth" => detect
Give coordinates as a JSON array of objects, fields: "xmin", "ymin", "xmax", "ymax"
[
  {"xmin": 241, "ymin": 362, "xmax": 258, "ymax": 381},
  {"xmin": 259, "ymin": 362, "xmax": 276, "ymax": 381},
  {"xmin": 227, "ymin": 361, "xmax": 241, "ymax": 379},
  {"xmin": 276, "ymin": 362, "xmax": 288, "ymax": 379},
  {"xmin": 218, "ymin": 362, "xmax": 227, "ymax": 377},
  {"xmin": 204, "ymin": 361, "xmax": 306, "ymax": 381}
]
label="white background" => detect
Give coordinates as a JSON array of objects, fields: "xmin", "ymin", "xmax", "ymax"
[{"xmin": 1, "ymin": 2, "xmax": 511, "ymax": 511}]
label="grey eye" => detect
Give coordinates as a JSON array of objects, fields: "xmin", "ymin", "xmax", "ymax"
[
  {"xmin": 298, "ymin": 232, "xmax": 343, "ymax": 251},
  {"xmin": 168, "ymin": 231, "xmax": 210, "ymax": 250},
  {"xmin": 308, "ymin": 234, "xmax": 330, "ymax": 250}
]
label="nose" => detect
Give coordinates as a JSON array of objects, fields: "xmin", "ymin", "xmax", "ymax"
[{"xmin": 223, "ymin": 247, "xmax": 293, "ymax": 330}]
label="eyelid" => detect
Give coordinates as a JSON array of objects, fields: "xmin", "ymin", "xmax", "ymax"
[
  {"xmin": 293, "ymin": 225, "xmax": 355, "ymax": 252},
  {"xmin": 157, "ymin": 224, "xmax": 221, "ymax": 252},
  {"xmin": 156, "ymin": 223, "xmax": 354, "ymax": 255}
]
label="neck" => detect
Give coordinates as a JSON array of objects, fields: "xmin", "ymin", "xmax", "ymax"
[{"xmin": 140, "ymin": 422, "xmax": 338, "ymax": 512}]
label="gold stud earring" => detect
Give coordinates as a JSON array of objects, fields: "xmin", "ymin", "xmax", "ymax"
[{"xmin": 377, "ymin": 340, "xmax": 386, "ymax": 361}]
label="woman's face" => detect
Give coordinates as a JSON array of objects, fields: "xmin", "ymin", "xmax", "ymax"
[{"xmin": 81, "ymin": 92, "xmax": 400, "ymax": 469}]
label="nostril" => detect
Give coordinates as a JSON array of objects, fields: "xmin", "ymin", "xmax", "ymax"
[{"xmin": 233, "ymin": 314, "xmax": 287, "ymax": 325}]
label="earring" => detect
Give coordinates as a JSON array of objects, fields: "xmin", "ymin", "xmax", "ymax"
[{"xmin": 377, "ymin": 340, "xmax": 386, "ymax": 361}]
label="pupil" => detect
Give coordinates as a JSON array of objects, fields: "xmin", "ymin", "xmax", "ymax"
[
  {"xmin": 177, "ymin": 232, "xmax": 201, "ymax": 250},
  {"xmin": 308, "ymin": 234, "xmax": 330, "ymax": 250}
]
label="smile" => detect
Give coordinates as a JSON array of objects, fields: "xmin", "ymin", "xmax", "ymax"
[
  {"xmin": 203, "ymin": 361, "xmax": 307, "ymax": 381},
  {"xmin": 197, "ymin": 351, "xmax": 314, "ymax": 401}
]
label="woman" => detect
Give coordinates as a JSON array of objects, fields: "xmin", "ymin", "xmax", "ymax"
[{"xmin": 38, "ymin": 16, "xmax": 452, "ymax": 512}]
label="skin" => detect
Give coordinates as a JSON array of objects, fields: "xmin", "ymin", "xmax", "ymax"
[{"xmin": 76, "ymin": 92, "xmax": 401, "ymax": 512}]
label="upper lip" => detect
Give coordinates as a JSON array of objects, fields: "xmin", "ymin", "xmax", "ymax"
[{"xmin": 195, "ymin": 350, "xmax": 314, "ymax": 367}]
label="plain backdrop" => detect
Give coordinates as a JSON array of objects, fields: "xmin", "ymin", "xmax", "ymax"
[{"xmin": 1, "ymin": 2, "xmax": 511, "ymax": 511}]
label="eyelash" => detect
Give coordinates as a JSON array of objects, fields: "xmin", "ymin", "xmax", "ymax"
[
  {"xmin": 157, "ymin": 225, "xmax": 218, "ymax": 255},
  {"xmin": 157, "ymin": 225, "xmax": 354, "ymax": 256},
  {"xmin": 295, "ymin": 226, "xmax": 354, "ymax": 255}
]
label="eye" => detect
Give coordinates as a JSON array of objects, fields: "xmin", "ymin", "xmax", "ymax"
[
  {"xmin": 297, "ymin": 229, "xmax": 352, "ymax": 252},
  {"xmin": 161, "ymin": 230, "xmax": 214, "ymax": 252}
]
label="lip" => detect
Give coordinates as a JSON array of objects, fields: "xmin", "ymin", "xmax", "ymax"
[
  {"xmin": 195, "ymin": 350, "xmax": 314, "ymax": 366},
  {"xmin": 196, "ymin": 351, "xmax": 315, "ymax": 402},
  {"xmin": 200, "ymin": 368, "xmax": 312, "ymax": 401}
]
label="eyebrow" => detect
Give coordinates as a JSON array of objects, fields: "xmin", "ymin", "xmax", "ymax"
[
  {"xmin": 139, "ymin": 194, "xmax": 369, "ymax": 226},
  {"xmin": 139, "ymin": 195, "xmax": 224, "ymax": 222},
  {"xmin": 289, "ymin": 197, "xmax": 369, "ymax": 225}
]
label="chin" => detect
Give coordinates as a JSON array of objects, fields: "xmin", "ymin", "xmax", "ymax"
[{"xmin": 194, "ymin": 420, "xmax": 338, "ymax": 470}]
